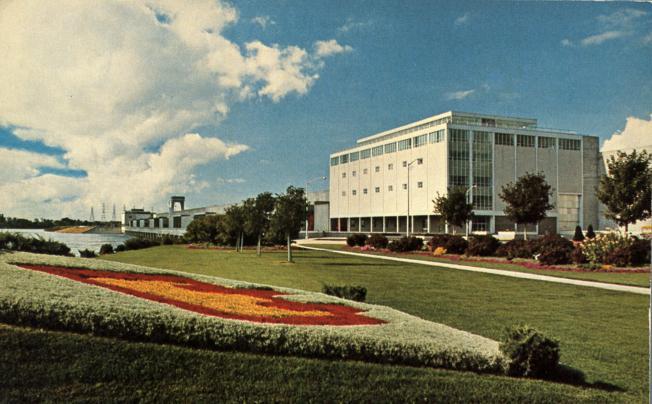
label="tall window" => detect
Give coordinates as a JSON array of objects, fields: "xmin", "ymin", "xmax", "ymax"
[
  {"xmin": 429, "ymin": 129, "xmax": 445, "ymax": 143},
  {"xmin": 413, "ymin": 134, "xmax": 427, "ymax": 148},
  {"xmin": 559, "ymin": 138, "xmax": 581, "ymax": 151},
  {"xmin": 398, "ymin": 138, "xmax": 412, "ymax": 151},
  {"xmin": 340, "ymin": 154, "xmax": 349, "ymax": 163},
  {"xmin": 360, "ymin": 149, "xmax": 371, "ymax": 159},
  {"xmin": 472, "ymin": 131, "xmax": 493, "ymax": 210},
  {"xmin": 495, "ymin": 133, "xmax": 513, "ymax": 146},
  {"xmin": 517, "ymin": 135, "xmax": 535, "ymax": 147},
  {"xmin": 372, "ymin": 145, "xmax": 384, "ymax": 156},
  {"xmin": 330, "ymin": 157, "xmax": 339, "ymax": 166},
  {"xmin": 384, "ymin": 142, "xmax": 397, "ymax": 153},
  {"xmin": 538, "ymin": 136, "xmax": 555, "ymax": 148},
  {"xmin": 350, "ymin": 151, "xmax": 359, "ymax": 161},
  {"xmin": 448, "ymin": 129, "xmax": 469, "ymax": 187}
]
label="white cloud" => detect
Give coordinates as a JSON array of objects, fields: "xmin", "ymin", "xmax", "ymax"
[
  {"xmin": 0, "ymin": 0, "xmax": 346, "ymax": 218},
  {"xmin": 314, "ymin": 40, "xmax": 353, "ymax": 58},
  {"xmin": 454, "ymin": 13, "xmax": 469, "ymax": 26},
  {"xmin": 596, "ymin": 8, "xmax": 647, "ymax": 29},
  {"xmin": 446, "ymin": 89, "xmax": 475, "ymax": 100},
  {"xmin": 251, "ymin": 16, "xmax": 275, "ymax": 29},
  {"xmin": 642, "ymin": 32, "xmax": 652, "ymax": 45},
  {"xmin": 580, "ymin": 30, "xmax": 628, "ymax": 46},
  {"xmin": 337, "ymin": 18, "xmax": 372, "ymax": 34},
  {"xmin": 561, "ymin": 38, "xmax": 573, "ymax": 47},
  {"xmin": 602, "ymin": 114, "xmax": 652, "ymax": 153},
  {"xmin": 0, "ymin": 148, "xmax": 64, "ymax": 183}
]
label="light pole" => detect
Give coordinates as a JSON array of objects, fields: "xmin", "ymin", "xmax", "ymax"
[
  {"xmin": 465, "ymin": 185, "xmax": 477, "ymax": 238},
  {"xmin": 406, "ymin": 159, "xmax": 418, "ymax": 237},
  {"xmin": 305, "ymin": 176, "xmax": 326, "ymax": 239}
]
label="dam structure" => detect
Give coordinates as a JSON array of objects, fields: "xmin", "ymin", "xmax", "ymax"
[{"xmin": 123, "ymin": 196, "xmax": 231, "ymax": 239}]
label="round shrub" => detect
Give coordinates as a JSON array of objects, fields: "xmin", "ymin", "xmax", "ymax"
[
  {"xmin": 630, "ymin": 237, "xmax": 651, "ymax": 266},
  {"xmin": 366, "ymin": 234, "xmax": 389, "ymax": 249},
  {"xmin": 99, "ymin": 244, "xmax": 114, "ymax": 255},
  {"xmin": 388, "ymin": 236, "xmax": 423, "ymax": 253},
  {"xmin": 78, "ymin": 249, "xmax": 97, "ymax": 258},
  {"xmin": 580, "ymin": 232, "xmax": 636, "ymax": 266},
  {"xmin": 585, "ymin": 224, "xmax": 596, "ymax": 239},
  {"xmin": 428, "ymin": 235, "xmax": 468, "ymax": 254},
  {"xmin": 572, "ymin": 226, "xmax": 585, "ymax": 242},
  {"xmin": 162, "ymin": 236, "xmax": 176, "ymax": 245},
  {"xmin": 495, "ymin": 239, "xmax": 534, "ymax": 259},
  {"xmin": 535, "ymin": 235, "xmax": 573, "ymax": 265},
  {"xmin": 571, "ymin": 247, "xmax": 587, "ymax": 264},
  {"xmin": 346, "ymin": 233, "xmax": 368, "ymax": 247},
  {"xmin": 115, "ymin": 244, "xmax": 126, "ymax": 252},
  {"xmin": 500, "ymin": 324, "xmax": 560, "ymax": 378},
  {"xmin": 466, "ymin": 235, "xmax": 500, "ymax": 256},
  {"xmin": 603, "ymin": 246, "xmax": 632, "ymax": 267}
]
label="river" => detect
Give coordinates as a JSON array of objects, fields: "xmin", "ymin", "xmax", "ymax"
[{"xmin": 0, "ymin": 228, "xmax": 133, "ymax": 255}]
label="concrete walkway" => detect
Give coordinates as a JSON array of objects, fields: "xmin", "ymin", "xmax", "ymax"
[{"xmin": 296, "ymin": 245, "xmax": 650, "ymax": 295}]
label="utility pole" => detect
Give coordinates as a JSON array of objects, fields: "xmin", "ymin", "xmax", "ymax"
[{"xmin": 89, "ymin": 207, "xmax": 95, "ymax": 222}]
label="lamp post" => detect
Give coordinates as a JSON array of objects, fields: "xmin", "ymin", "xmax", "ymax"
[
  {"xmin": 465, "ymin": 185, "xmax": 477, "ymax": 238},
  {"xmin": 406, "ymin": 159, "xmax": 418, "ymax": 237},
  {"xmin": 305, "ymin": 176, "xmax": 326, "ymax": 239}
]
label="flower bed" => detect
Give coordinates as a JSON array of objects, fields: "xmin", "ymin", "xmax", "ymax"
[{"xmin": 0, "ymin": 252, "xmax": 504, "ymax": 374}]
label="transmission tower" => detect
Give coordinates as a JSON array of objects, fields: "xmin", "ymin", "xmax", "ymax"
[
  {"xmin": 101, "ymin": 202, "xmax": 106, "ymax": 222},
  {"xmin": 89, "ymin": 207, "xmax": 95, "ymax": 222},
  {"xmin": 112, "ymin": 204, "xmax": 116, "ymax": 221}
]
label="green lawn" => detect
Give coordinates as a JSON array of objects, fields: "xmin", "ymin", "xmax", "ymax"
[
  {"xmin": 0, "ymin": 324, "xmax": 623, "ymax": 403},
  {"xmin": 99, "ymin": 245, "xmax": 648, "ymax": 402},
  {"xmin": 307, "ymin": 244, "xmax": 650, "ymax": 287}
]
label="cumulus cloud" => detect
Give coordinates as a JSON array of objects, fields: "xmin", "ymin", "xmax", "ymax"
[
  {"xmin": 454, "ymin": 13, "xmax": 470, "ymax": 26},
  {"xmin": 314, "ymin": 40, "xmax": 353, "ymax": 58},
  {"xmin": 0, "ymin": 0, "xmax": 348, "ymax": 218},
  {"xmin": 0, "ymin": 148, "xmax": 64, "ymax": 183},
  {"xmin": 602, "ymin": 114, "xmax": 652, "ymax": 152},
  {"xmin": 561, "ymin": 38, "xmax": 573, "ymax": 47},
  {"xmin": 564, "ymin": 7, "xmax": 648, "ymax": 48},
  {"xmin": 251, "ymin": 15, "xmax": 275, "ymax": 29}
]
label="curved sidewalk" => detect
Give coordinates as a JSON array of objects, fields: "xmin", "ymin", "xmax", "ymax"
[{"xmin": 296, "ymin": 245, "xmax": 650, "ymax": 295}]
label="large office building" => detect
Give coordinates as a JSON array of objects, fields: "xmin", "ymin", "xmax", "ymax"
[{"xmin": 329, "ymin": 111, "xmax": 600, "ymax": 235}]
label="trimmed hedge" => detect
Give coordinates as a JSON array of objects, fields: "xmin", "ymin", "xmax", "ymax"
[
  {"xmin": 535, "ymin": 235, "xmax": 574, "ymax": 266},
  {"xmin": 0, "ymin": 252, "xmax": 505, "ymax": 375},
  {"xmin": 388, "ymin": 237, "xmax": 423, "ymax": 253},
  {"xmin": 122, "ymin": 238, "xmax": 161, "ymax": 251},
  {"xmin": 495, "ymin": 240, "xmax": 534, "ymax": 259},
  {"xmin": 366, "ymin": 234, "xmax": 389, "ymax": 249},
  {"xmin": 346, "ymin": 234, "xmax": 368, "ymax": 247}
]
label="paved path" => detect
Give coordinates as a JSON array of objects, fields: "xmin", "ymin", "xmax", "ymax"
[{"xmin": 296, "ymin": 245, "xmax": 650, "ymax": 295}]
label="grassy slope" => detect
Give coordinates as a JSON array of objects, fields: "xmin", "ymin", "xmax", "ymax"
[
  {"xmin": 101, "ymin": 246, "xmax": 648, "ymax": 401},
  {"xmin": 0, "ymin": 324, "xmax": 623, "ymax": 403},
  {"xmin": 307, "ymin": 244, "xmax": 650, "ymax": 287}
]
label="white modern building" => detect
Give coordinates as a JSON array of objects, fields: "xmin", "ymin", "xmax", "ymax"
[{"xmin": 329, "ymin": 111, "xmax": 601, "ymax": 236}]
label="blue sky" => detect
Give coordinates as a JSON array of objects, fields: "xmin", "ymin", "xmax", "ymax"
[{"xmin": 1, "ymin": 1, "xmax": 651, "ymax": 218}]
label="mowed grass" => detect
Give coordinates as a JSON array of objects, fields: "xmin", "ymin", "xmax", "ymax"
[
  {"xmin": 101, "ymin": 245, "xmax": 649, "ymax": 402},
  {"xmin": 308, "ymin": 244, "xmax": 650, "ymax": 287},
  {"xmin": 0, "ymin": 324, "xmax": 622, "ymax": 403}
]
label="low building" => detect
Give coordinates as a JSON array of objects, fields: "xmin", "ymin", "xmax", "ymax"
[{"xmin": 328, "ymin": 111, "xmax": 601, "ymax": 236}]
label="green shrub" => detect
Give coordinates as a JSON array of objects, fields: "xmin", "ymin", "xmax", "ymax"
[
  {"xmin": 366, "ymin": 234, "xmax": 389, "ymax": 249},
  {"xmin": 0, "ymin": 233, "xmax": 71, "ymax": 256},
  {"xmin": 346, "ymin": 234, "xmax": 368, "ymax": 247},
  {"xmin": 115, "ymin": 244, "xmax": 126, "ymax": 252},
  {"xmin": 466, "ymin": 235, "xmax": 500, "ymax": 257},
  {"xmin": 571, "ymin": 247, "xmax": 587, "ymax": 264},
  {"xmin": 585, "ymin": 224, "xmax": 596, "ymax": 239},
  {"xmin": 428, "ymin": 235, "xmax": 468, "ymax": 254},
  {"xmin": 161, "ymin": 236, "xmax": 176, "ymax": 245},
  {"xmin": 500, "ymin": 324, "xmax": 560, "ymax": 378},
  {"xmin": 123, "ymin": 238, "xmax": 160, "ymax": 251},
  {"xmin": 322, "ymin": 284, "xmax": 367, "ymax": 302},
  {"xmin": 78, "ymin": 249, "xmax": 97, "ymax": 258},
  {"xmin": 630, "ymin": 237, "xmax": 651, "ymax": 266},
  {"xmin": 535, "ymin": 235, "xmax": 573, "ymax": 265},
  {"xmin": 572, "ymin": 226, "xmax": 585, "ymax": 242},
  {"xmin": 580, "ymin": 232, "xmax": 637, "ymax": 266},
  {"xmin": 388, "ymin": 237, "xmax": 423, "ymax": 253},
  {"xmin": 99, "ymin": 244, "xmax": 114, "ymax": 255},
  {"xmin": 495, "ymin": 240, "xmax": 534, "ymax": 259}
]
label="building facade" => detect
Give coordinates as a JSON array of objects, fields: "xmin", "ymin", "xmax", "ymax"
[{"xmin": 329, "ymin": 111, "xmax": 600, "ymax": 235}]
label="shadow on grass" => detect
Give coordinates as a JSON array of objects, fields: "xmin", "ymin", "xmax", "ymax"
[{"xmin": 541, "ymin": 364, "xmax": 624, "ymax": 393}]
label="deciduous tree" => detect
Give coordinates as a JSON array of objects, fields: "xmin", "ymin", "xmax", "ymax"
[
  {"xmin": 270, "ymin": 186, "xmax": 308, "ymax": 262},
  {"xmin": 499, "ymin": 172, "xmax": 554, "ymax": 240},
  {"xmin": 432, "ymin": 187, "xmax": 474, "ymax": 235},
  {"xmin": 243, "ymin": 192, "xmax": 276, "ymax": 256}
]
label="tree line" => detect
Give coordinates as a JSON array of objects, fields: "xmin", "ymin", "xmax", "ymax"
[
  {"xmin": 184, "ymin": 186, "xmax": 308, "ymax": 262},
  {"xmin": 0, "ymin": 215, "xmax": 100, "ymax": 229}
]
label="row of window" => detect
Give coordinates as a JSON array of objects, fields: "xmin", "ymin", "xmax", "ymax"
[
  {"xmin": 332, "ymin": 132, "xmax": 582, "ymax": 166},
  {"xmin": 356, "ymin": 118, "xmax": 451, "ymax": 147},
  {"xmin": 340, "ymin": 158, "xmax": 424, "ymax": 177},
  {"xmin": 342, "ymin": 182, "xmax": 424, "ymax": 196}
]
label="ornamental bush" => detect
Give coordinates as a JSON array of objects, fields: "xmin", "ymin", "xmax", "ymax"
[
  {"xmin": 99, "ymin": 244, "xmax": 114, "ymax": 255},
  {"xmin": 322, "ymin": 284, "xmax": 367, "ymax": 302},
  {"xmin": 115, "ymin": 244, "xmax": 126, "ymax": 252},
  {"xmin": 571, "ymin": 247, "xmax": 587, "ymax": 264},
  {"xmin": 123, "ymin": 238, "xmax": 161, "ymax": 251},
  {"xmin": 572, "ymin": 226, "xmax": 585, "ymax": 242},
  {"xmin": 346, "ymin": 233, "xmax": 368, "ymax": 247},
  {"xmin": 0, "ymin": 232, "xmax": 71, "ymax": 256},
  {"xmin": 585, "ymin": 224, "xmax": 596, "ymax": 239},
  {"xmin": 580, "ymin": 232, "xmax": 639, "ymax": 266},
  {"xmin": 428, "ymin": 235, "xmax": 468, "ymax": 254},
  {"xmin": 535, "ymin": 235, "xmax": 573, "ymax": 265},
  {"xmin": 466, "ymin": 235, "xmax": 501, "ymax": 257},
  {"xmin": 78, "ymin": 249, "xmax": 97, "ymax": 258},
  {"xmin": 366, "ymin": 234, "xmax": 389, "ymax": 249},
  {"xmin": 388, "ymin": 236, "xmax": 423, "ymax": 253},
  {"xmin": 630, "ymin": 237, "xmax": 651, "ymax": 266},
  {"xmin": 500, "ymin": 324, "xmax": 560, "ymax": 378},
  {"xmin": 495, "ymin": 240, "xmax": 534, "ymax": 259}
]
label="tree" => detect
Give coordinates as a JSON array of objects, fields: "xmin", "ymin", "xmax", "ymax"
[
  {"xmin": 499, "ymin": 172, "xmax": 554, "ymax": 240},
  {"xmin": 243, "ymin": 192, "xmax": 276, "ymax": 256},
  {"xmin": 432, "ymin": 187, "xmax": 474, "ymax": 235},
  {"xmin": 184, "ymin": 214, "xmax": 222, "ymax": 244},
  {"xmin": 270, "ymin": 186, "xmax": 308, "ymax": 262},
  {"xmin": 596, "ymin": 150, "xmax": 652, "ymax": 232},
  {"xmin": 222, "ymin": 204, "xmax": 246, "ymax": 251}
]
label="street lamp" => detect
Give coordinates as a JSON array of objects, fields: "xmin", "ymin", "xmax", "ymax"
[
  {"xmin": 305, "ymin": 176, "xmax": 327, "ymax": 239},
  {"xmin": 406, "ymin": 159, "xmax": 418, "ymax": 237},
  {"xmin": 465, "ymin": 185, "xmax": 477, "ymax": 238}
]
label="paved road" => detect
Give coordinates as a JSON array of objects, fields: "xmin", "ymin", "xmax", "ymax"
[{"xmin": 296, "ymin": 245, "xmax": 650, "ymax": 295}]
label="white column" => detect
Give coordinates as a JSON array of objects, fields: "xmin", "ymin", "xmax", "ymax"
[
  {"xmin": 427, "ymin": 214, "xmax": 431, "ymax": 233},
  {"xmin": 383, "ymin": 217, "xmax": 386, "ymax": 233},
  {"xmin": 358, "ymin": 217, "xmax": 362, "ymax": 232}
]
